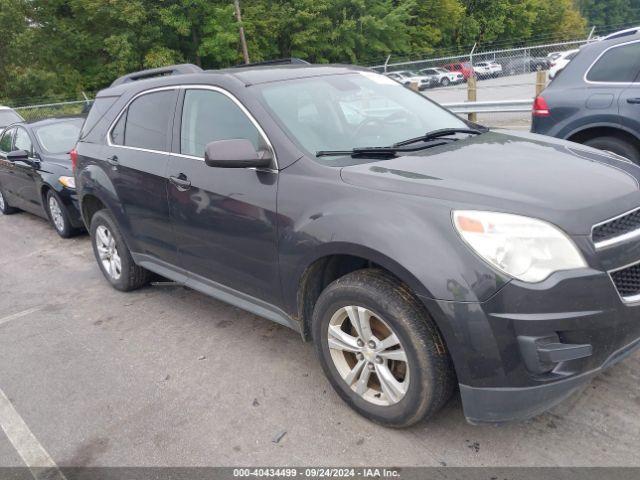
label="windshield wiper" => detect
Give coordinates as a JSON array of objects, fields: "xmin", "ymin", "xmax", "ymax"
[
  {"xmin": 316, "ymin": 141, "xmax": 450, "ymax": 158},
  {"xmin": 392, "ymin": 127, "xmax": 484, "ymax": 148}
]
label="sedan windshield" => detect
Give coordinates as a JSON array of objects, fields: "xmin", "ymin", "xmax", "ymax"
[
  {"xmin": 257, "ymin": 71, "xmax": 468, "ymax": 162},
  {"xmin": 34, "ymin": 119, "xmax": 84, "ymax": 154},
  {"xmin": 0, "ymin": 109, "xmax": 23, "ymax": 127}
]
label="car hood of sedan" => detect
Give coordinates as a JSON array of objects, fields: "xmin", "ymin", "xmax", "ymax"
[{"xmin": 340, "ymin": 130, "xmax": 640, "ymax": 235}]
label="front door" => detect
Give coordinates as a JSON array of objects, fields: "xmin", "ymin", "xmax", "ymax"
[
  {"xmin": 167, "ymin": 87, "xmax": 281, "ymax": 305},
  {"xmin": 106, "ymin": 88, "xmax": 178, "ymax": 263},
  {"xmin": 11, "ymin": 127, "xmax": 41, "ymax": 215}
]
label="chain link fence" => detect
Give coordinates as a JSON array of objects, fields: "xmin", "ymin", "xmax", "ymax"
[{"xmin": 13, "ymin": 99, "xmax": 93, "ymax": 122}]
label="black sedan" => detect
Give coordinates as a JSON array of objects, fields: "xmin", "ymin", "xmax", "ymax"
[{"xmin": 0, "ymin": 117, "xmax": 85, "ymax": 237}]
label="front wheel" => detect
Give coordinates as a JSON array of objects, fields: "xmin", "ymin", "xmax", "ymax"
[
  {"xmin": 90, "ymin": 209, "xmax": 151, "ymax": 291},
  {"xmin": 440, "ymin": 77, "xmax": 450, "ymax": 87},
  {"xmin": 46, "ymin": 190, "xmax": 78, "ymax": 238},
  {"xmin": 312, "ymin": 269, "xmax": 456, "ymax": 428}
]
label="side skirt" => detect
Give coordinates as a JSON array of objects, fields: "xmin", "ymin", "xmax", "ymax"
[{"xmin": 132, "ymin": 253, "xmax": 300, "ymax": 333}]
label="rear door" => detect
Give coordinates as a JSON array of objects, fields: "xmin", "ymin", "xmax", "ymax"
[
  {"xmin": 105, "ymin": 88, "xmax": 178, "ymax": 263},
  {"xmin": 616, "ymin": 41, "xmax": 640, "ymax": 135},
  {"xmin": 167, "ymin": 87, "xmax": 281, "ymax": 305}
]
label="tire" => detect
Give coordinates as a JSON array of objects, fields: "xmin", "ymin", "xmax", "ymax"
[
  {"xmin": 0, "ymin": 188, "xmax": 18, "ymax": 215},
  {"xmin": 90, "ymin": 209, "xmax": 150, "ymax": 291},
  {"xmin": 46, "ymin": 190, "xmax": 78, "ymax": 238},
  {"xmin": 583, "ymin": 136, "xmax": 640, "ymax": 164},
  {"xmin": 440, "ymin": 77, "xmax": 450, "ymax": 87},
  {"xmin": 312, "ymin": 269, "xmax": 456, "ymax": 428}
]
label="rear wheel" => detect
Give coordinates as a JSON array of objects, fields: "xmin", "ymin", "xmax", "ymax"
[
  {"xmin": 0, "ymin": 188, "xmax": 18, "ymax": 215},
  {"xmin": 312, "ymin": 269, "xmax": 456, "ymax": 428},
  {"xmin": 90, "ymin": 209, "xmax": 151, "ymax": 291},
  {"xmin": 583, "ymin": 136, "xmax": 640, "ymax": 163}
]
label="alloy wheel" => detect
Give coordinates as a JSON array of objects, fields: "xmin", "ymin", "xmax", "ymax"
[
  {"xmin": 48, "ymin": 196, "xmax": 65, "ymax": 232},
  {"xmin": 327, "ymin": 306, "xmax": 410, "ymax": 406},
  {"xmin": 95, "ymin": 225, "xmax": 122, "ymax": 280}
]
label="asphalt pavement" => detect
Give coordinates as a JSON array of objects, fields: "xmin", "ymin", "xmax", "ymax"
[{"xmin": 1, "ymin": 211, "xmax": 639, "ymax": 468}]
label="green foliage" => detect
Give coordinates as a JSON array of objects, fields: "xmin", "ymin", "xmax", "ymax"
[
  {"xmin": 577, "ymin": 0, "xmax": 640, "ymax": 28},
  {"xmin": 0, "ymin": 0, "xmax": 593, "ymax": 104}
]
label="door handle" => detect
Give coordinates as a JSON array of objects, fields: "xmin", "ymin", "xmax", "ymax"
[
  {"xmin": 626, "ymin": 98, "xmax": 640, "ymax": 104},
  {"xmin": 106, "ymin": 155, "xmax": 119, "ymax": 167},
  {"xmin": 169, "ymin": 174, "xmax": 191, "ymax": 191}
]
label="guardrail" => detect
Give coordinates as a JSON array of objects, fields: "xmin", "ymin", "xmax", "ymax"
[{"xmin": 441, "ymin": 99, "xmax": 533, "ymax": 114}]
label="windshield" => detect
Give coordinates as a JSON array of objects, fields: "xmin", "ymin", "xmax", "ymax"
[
  {"xmin": 0, "ymin": 109, "xmax": 23, "ymax": 127},
  {"xmin": 257, "ymin": 72, "xmax": 468, "ymax": 162},
  {"xmin": 34, "ymin": 119, "xmax": 83, "ymax": 154}
]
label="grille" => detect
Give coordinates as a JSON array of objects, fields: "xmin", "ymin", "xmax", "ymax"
[
  {"xmin": 611, "ymin": 262, "xmax": 640, "ymax": 300},
  {"xmin": 593, "ymin": 208, "xmax": 640, "ymax": 246}
]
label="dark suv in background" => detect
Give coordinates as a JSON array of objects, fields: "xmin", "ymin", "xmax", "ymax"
[
  {"xmin": 75, "ymin": 61, "xmax": 640, "ymax": 427},
  {"xmin": 532, "ymin": 28, "xmax": 640, "ymax": 162}
]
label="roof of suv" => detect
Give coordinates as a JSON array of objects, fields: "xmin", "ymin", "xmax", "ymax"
[{"xmin": 98, "ymin": 63, "xmax": 369, "ymax": 97}]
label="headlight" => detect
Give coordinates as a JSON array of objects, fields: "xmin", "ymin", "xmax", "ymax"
[
  {"xmin": 453, "ymin": 210, "xmax": 586, "ymax": 283},
  {"xmin": 58, "ymin": 176, "xmax": 76, "ymax": 189}
]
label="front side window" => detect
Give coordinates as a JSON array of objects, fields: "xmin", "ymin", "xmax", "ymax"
[
  {"xmin": 114, "ymin": 90, "xmax": 176, "ymax": 151},
  {"xmin": 587, "ymin": 41, "xmax": 640, "ymax": 83},
  {"xmin": 180, "ymin": 89, "xmax": 262, "ymax": 157},
  {"xmin": 258, "ymin": 71, "xmax": 468, "ymax": 162},
  {"xmin": 14, "ymin": 128, "xmax": 32, "ymax": 155},
  {"xmin": 0, "ymin": 128, "xmax": 14, "ymax": 152},
  {"xmin": 35, "ymin": 119, "xmax": 83, "ymax": 154}
]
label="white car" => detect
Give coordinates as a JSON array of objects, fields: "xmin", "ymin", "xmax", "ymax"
[
  {"xmin": 549, "ymin": 49, "xmax": 579, "ymax": 79},
  {"xmin": 418, "ymin": 67, "xmax": 463, "ymax": 87},
  {"xmin": 473, "ymin": 61, "xmax": 503, "ymax": 78},
  {"xmin": 385, "ymin": 71, "xmax": 433, "ymax": 90},
  {"xmin": 0, "ymin": 106, "xmax": 24, "ymax": 129}
]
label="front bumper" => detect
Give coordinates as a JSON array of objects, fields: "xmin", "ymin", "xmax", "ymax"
[{"xmin": 420, "ymin": 265, "xmax": 640, "ymax": 423}]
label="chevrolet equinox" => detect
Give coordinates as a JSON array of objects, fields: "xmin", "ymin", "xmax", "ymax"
[{"xmin": 74, "ymin": 61, "xmax": 640, "ymax": 427}]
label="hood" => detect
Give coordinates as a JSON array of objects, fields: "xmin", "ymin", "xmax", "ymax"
[{"xmin": 340, "ymin": 130, "xmax": 640, "ymax": 235}]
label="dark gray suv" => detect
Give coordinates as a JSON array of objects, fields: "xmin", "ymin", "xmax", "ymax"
[
  {"xmin": 532, "ymin": 29, "xmax": 640, "ymax": 162},
  {"xmin": 74, "ymin": 61, "xmax": 640, "ymax": 427}
]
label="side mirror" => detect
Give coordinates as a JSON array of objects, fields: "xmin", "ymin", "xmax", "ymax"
[
  {"xmin": 204, "ymin": 139, "xmax": 272, "ymax": 169},
  {"xmin": 6, "ymin": 150, "xmax": 29, "ymax": 162}
]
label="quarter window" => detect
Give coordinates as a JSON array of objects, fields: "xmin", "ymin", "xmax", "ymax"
[
  {"xmin": 14, "ymin": 128, "xmax": 32, "ymax": 155},
  {"xmin": 113, "ymin": 90, "xmax": 176, "ymax": 151},
  {"xmin": 180, "ymin": 89, "xmax": 262, "ymax": 157},
  {"xmin": 0, "ymin": 128, "xmax": 14, "ymax": 152},
  {"xmin": 587, "ymin": 42, "xmax": 640, "ymax": 83}
]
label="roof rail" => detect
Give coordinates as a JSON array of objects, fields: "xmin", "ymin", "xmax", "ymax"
[
  {"xmin": 602, "ymin": 26, "xmax": 640, "ymax": 41},
  {"xmin": 231, "ymin": 58, "xmax": 310, "ymax": 69},
  {"xmin": 110, "ymin": 64, "xmax": 203, "ymax": 87}
]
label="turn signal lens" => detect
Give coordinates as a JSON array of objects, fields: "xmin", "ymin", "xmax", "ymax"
[{"xmin": 59, "ymin": 176, "xmax": 76, "ymax": 189}]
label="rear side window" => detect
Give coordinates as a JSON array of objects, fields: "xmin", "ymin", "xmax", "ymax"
[
  {"xmin": 80, "ymin": 96, "xmax": 118, "ymax": 139},
  {"xmin": 180, "ymin": 89, "xmax": 262, "ymax": 157},
  {"xmin": 119, "ymin": 90, "xmax": 176, "ymax": 151},
  {"xmin": 587, "ymin": 41, "xmax": 640, "ymax": 83}
]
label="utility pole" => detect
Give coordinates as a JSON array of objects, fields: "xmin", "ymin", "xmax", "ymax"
[{"xmin": 234, "ymin": 0, "xmax": 250, "ymax": 64}]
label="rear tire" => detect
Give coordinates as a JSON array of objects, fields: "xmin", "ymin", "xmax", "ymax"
[
  {"xmin": 312, "ymin": 269, "xmax": 456, "ymax": 428},
  {"xmin": 90, "ymin": 209, "xmax": 150, "ymax": 291},
  {"xmin": 583, "ymin": 136, "xmax": 640, "ymax": 163},
  {"xmin": 0, "ymin": 188, "xmax": 18, "ymax": 215}
]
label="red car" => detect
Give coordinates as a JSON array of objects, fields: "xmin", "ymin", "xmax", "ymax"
[{"xmin": 442, "ymin": 62, "xmax": 474, "ymax": 80}]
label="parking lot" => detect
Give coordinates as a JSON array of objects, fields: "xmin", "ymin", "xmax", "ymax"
[{"xmin": 1, "ymin": 211, "xmax": 640, "ymax": 468}]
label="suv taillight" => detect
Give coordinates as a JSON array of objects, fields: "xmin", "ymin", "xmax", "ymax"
[
  {"xmin": 70, "ymin": 148, "xmax": 78, "ymax": 171},
  {"xmin": 532, "ymin": 96, "xmax": 550, "ymax": 117}
]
